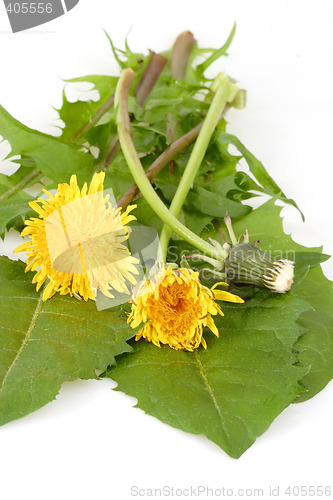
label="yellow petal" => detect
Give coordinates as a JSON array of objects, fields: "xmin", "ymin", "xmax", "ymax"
[
  {"xmin": 213, "ymin": 290, "xmax": 244, "ymax": 303},
  {"xmin": 28, "ymin": 201, "xmax": 46, "ymax": 217},
  {"xmin": 43, "ymin": 281, "xmax": 56, "ymax": 301},
  {"xmin": 206, "ymin": 315, "xmax": 219, "ymax": 337},
  {"xmin": 14, "ymin": 241, "xmax": 32, "ymax": 253},
  {"xmin": 211, "ymin": 281, "xmax": 230, "ymax": 290}
]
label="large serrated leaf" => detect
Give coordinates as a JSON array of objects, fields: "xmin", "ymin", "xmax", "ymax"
[
  {"xmin": 227, "ymin": 199, "xmax": 332, "ymax": 400},
  {"xmin": 0, "ymin": 257, "xmax": 134, "ymax": 426},
  {"xmin": 58, "ymin": 75, "xmax": 119, "ymax": 141},
  {"xmin": 212, "ymin": 199, "xmax": 328, "ymax": 269},
  {"xmin": 0, "ymin": 105, "xmax": 96, "ymax": 183},
  {"xmin": 0, "ymin": 166, "xmax": 44, "ymax": 238},
  {"xmin": 292, "ymin": 265, "xmax": 333, "ymax": 401},
  {"xmin": 0, "ymin": 188, "xmax": 34, "ymax": 239},
  {"xmin": 186, "ymin": 185, "xmax": 251, "ymax": 218},
  {"xmin": 106, "ymin": 290, "xmax": 310, "ymax": 458},
  {"xmin": 215, "ymin": 131, "xmax": 304, "ymax": 218}
]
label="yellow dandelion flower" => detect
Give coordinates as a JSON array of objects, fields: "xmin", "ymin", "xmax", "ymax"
[
  {"xmin": 128, "ymin": 266, "xmax": 244, "ymax": 351},
  {"xmin": 15, "ymin": 172, "xmax": 139, "ymax": 301}
]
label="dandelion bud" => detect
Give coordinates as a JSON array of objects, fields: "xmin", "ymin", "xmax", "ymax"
[{"xmin": 225, "ymin": 243, "xmax": 294, "ymax": 293}]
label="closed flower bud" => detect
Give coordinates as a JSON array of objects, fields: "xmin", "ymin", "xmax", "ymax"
[{"xmin": 225, "ymin": 243, "xmax": 294, "ymax": 293}]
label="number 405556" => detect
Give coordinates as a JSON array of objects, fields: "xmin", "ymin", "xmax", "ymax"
[{"xmin": 6, "ymin": 3, "xmax": 53, "ymax": 14}]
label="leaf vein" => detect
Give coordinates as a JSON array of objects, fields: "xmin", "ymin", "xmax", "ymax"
[
  {"xmin": 0, "ymin": 291, "xmax": 44, "ymax": 393},
  {"xmin": 194, "ymin": 351, "xmax": 231, "ymax": 444}
]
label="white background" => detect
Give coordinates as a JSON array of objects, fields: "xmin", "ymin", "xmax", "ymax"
[{"xmin": 1, "ymin": 1, "xmax": 333, "ymax": 499}]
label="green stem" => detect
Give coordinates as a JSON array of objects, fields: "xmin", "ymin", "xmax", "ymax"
[
  {"xmin": 103, "ymin": 51, "xmax": 167, "ymax": 174},
  {"xmin": 159, "ymin": 74, "xmax": 231, "ymax": 260},
  {"xmin": 117, "ymin": 120, "xmax": 203, "ymax": 209},
  {"xmin": 115, "ymin": 68, "xmax": 221, "ymax": 261},
  {"xmin": 70, "ymin": 95, "xmax": 115, "ymax": 143},
  {"xmin": 0, "ymin": 168, "xmax": 41, "ymax": 202}
]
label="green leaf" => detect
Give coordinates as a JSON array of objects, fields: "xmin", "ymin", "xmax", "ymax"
[
  {"xmin": 104, "ymin": 32, "xmax": 141, "ymax": 71},
  {"xmin": 152, "ymin": 147, "xmax": 251, "ymax": 220},
  {"xmin": 0, "ymin": 186, "xmax": 34, "ymax": 239},
  {"xmin": 104, "ymin": 150, "xmax": 134, "ymax": 200},
  {"xmin": 65, "ymin": 75, "xmax": 118, "ymax": 106},
  {"xmin": 106, "ymin": 290, "xmax": 310, "ymax": 458},
  {"xmin": 183, "ymin": 207, "xmax": 213, "ymax": 236},
  {"xmin": 11, "ymin": 155, "xmax": 37, "ymax": 168},
  {"xmin": 104, "ymin": 31, "xmax": 127, "ymax": 70},
  {"xmin": 187, "ymin": 185, "xmax": 251, "ymax": 219},
  {"xmin": 292, "ymin": 265, "xmax": 333, "ymax": 402},
  {"xmin": 0, "ymin": 166, "xmax": 43, "ymax": 237},
  {"xmin": 57, "ymin": 94, "xmax": 92, "ymax": 141},
  {"xmin": 132, "ymin": 125, "xmax": 162, "ymax": 155},
  {"xmin": 0, "ymin": 257, "xmax": 134, "ymax": 426},
  {"xmin": 0, "ymin": 105, "xmax": 96, "ymax": 184},
  {"xmin": 195, "ymin": 23, "xmax": 237, "ymax": 78},
  {"xmin": 132, "ymin": 197, "xmax": 163, "ymax": 233},
  {"xmin": 216, "ymin": 131, "xmax": 304, "ymax": 218},
  {"xmin": 0, "ymin": 165, "xmax": 41, "ymax": 190},
  {"xmin": 105, "ymin": 201, "xmax": 330, "ymax": 458},
  {"xmin": 58, "ymin": 76, "xmax": 119, "ymax": 142},
  {"xmin": 216, "ymin": 198, "xmax": 324, "ymax": 260},
  {"xmin": 227, "ymin": 200, "xmax": 332, "ymax": 400},
  {"xmin": 140, "ymin": 84, "xmax": 209, "ymax": 126}
]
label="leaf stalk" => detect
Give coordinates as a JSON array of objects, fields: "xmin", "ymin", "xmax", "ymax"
[
  {"xmin": 159, "ymin": 73, "xmax": 233, "ymax": 260},
  {"xmin": 115, "ymin": 68, "xmax": 221, "ymax": 261}
]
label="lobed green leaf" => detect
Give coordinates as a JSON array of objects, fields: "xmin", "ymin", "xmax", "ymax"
[
  {"xmin": 0, "ymin": 105, "xmax": 96, "ymax": 184},
  {"xmin": 0, "ymin": 257, "xmax": 135, "ymax": 426},
  {"xmin": 106, "ymin": 290, "xmax": 310, "ymax": 458}
]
